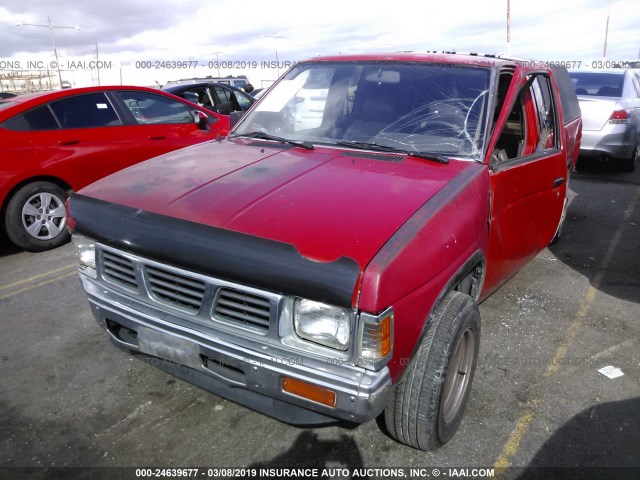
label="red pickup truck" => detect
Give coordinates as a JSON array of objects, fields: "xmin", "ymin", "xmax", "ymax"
[{"xmin": 69, "ymin": 53, "xmax": 581, "ymax": 450}]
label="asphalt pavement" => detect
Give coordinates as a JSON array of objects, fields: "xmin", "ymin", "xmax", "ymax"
[{"xmin": 0, "ymin": 159, "xmax": 638, "ymax": 480}]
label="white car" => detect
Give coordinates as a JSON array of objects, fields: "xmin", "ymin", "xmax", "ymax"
[
  {"xmin": 569, "ymin": 69, "xmax": 640, "ymax": 171},
  {"xmin": 292, "ymin": 87, "xmax": 328, "ymax": 130}
]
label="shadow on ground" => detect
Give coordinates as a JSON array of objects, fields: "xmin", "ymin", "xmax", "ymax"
[
  {"xmin": 548, "ymin": 158, "xmax": 640, "ymax": 304},
  {"xmin": 516, "ymin": 397, "xmax": 639, "ymax": 479},
  {"xmin": 249, "ymin": 431, "xmax": 367, "ymax": 476},
  {"xmin": 0, "ymin": 237, "xmax": 21, "ymax": 257}
]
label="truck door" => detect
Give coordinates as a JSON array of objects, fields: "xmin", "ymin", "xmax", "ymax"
[{"xmin": 484, "ymin": 71, "xmax": 568, "ymax": 294}]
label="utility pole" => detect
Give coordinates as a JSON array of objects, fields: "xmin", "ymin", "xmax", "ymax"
[
  {"xmin": 93, "ymin": 43, "xmax": 100, "ymax": 86},
  {"xmin": 212, "ymin": 51, "xmax": 222, "ymax": 77},
  {"xmin": 506, "ymin": 0, "xmax": 512, "ymax": 57},
  {"xmin": 17, "ymin": 16, "xmax": 81, "ymax": 89},
  {"xmin": 261, "ymin": 34, "xmax": 289, "ymax": 78},
  {"xmin": 603, "ymin": 0, "xmax": 611, "ymax": 59}
]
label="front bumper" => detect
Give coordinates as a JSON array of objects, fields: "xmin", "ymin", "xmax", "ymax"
[
  {"xmin": 80, "ymin": 273, "xmax": 391, "ymax": 425},
  {"xmin": 580, "ymin": 124, "xmax": 637, "ymax": 160}
]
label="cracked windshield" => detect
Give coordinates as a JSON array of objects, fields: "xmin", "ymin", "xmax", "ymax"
[{"xmin": 234, "ymin": 61, "xmax": 491, "ymax": 160}]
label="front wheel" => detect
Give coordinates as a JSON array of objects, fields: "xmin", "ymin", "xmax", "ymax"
[
  {"xmin": 4, "ymin": 181, "xmax": 70, "ymax": 252},
  {"xmin": 384, "ymin": 291, "xmax": 480, "ymax": 450}
]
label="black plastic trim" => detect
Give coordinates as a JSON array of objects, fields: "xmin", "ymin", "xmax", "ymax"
[
  {"xmin": 246, "ymin": 141, "xmax": 293, "ymax": 149},
  {"xmin": 69, "ymin": 194, "xmax": 361, "ymax": 308},
  {"xmin": 490, "ymin": 148, "xmax": 562, "ymax": 173},
  {"xmin": 340, "ymin": 151, "xmax": 405, "ymax": 162}
]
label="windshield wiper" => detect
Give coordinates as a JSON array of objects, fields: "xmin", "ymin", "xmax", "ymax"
[
  {"xmin": 336, "ymin": 141, "xmax": 449, "ymax": 164},
  {"xmin": 230, "ymin": 131, "xmax": 314, "ymax": 150}
]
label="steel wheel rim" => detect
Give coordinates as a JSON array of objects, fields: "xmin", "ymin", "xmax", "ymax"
[
  {"xmin": 441, "ymin": 327, "xmax": 476, "ymax": 425},
  {"xmin": 21, "ymin": 192, "xmax": 67, "ymax": 240}
]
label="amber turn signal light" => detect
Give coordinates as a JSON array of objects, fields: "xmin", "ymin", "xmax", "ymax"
[
  {"xmin": 378, "ymin": 313, "xmax": 392, "ymax": 358},
  {"xmin": 281, "ymin": 376, "xmax": 336, "ymax": 408}
]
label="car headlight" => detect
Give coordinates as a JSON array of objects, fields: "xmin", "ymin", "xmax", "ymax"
[
  {"xmin": 72, "ymin": 234, "xmax": 96, "ymax": 278},
  {"xmin": 294, "ymin": 299, "xmax": 351, "ymax": 351}
]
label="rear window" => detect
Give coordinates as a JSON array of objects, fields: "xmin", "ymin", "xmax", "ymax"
[
  {"xmin": 569, "ymin": 72, "xmax": 624, "ymax": 97},
  {"xmin": 1, "ymin": 105, "xmax": 59, "ymax": 131}
]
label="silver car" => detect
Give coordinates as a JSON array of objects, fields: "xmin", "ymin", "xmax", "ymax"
[{"xmin": 569, "ymin": 69, "xmax": 640, "ymax": 171}]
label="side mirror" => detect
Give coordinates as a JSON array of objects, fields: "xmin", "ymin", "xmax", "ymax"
[
  {"xmin": 229, "ymin": 110, "xmax": 245, "ymax": 129},
  {"xmin": 193, "ymin": 110, "xmax": 209, "ymax": 130}
]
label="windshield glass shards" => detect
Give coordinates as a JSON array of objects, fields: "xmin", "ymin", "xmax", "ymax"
[{"xmin": 233, "ymin": 61, "xmax": 492, "ymax": 160}]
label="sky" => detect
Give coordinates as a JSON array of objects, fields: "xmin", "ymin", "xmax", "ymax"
[{"xmin": 1, "ymin": 0, "xmax": 639, "ymax": 89}]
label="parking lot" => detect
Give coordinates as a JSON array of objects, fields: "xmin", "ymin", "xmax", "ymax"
[{"xmin": 1, "ymin": 161, "xmax": 639, "ymax": 478}]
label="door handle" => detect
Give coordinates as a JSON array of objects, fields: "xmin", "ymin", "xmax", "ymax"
[
  {"xmin": 58, "ymin": 140, "xmax": 80, "ymax": 145},
  {"xmin": 148, "ymin": 135, "xmax": 166, "ymax": 140},
  {"xmin": 553, "ymin": 177, "xmax": 565, "ymax": 188}
]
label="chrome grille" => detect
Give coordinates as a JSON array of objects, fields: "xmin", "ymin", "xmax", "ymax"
[
  {"xmin": 102, "ymin": 251, "xmax": 137, "ymax": 289},
  {"xmin": 213, "ymin": 288, "xmax": 271, "ymax": 331},
  {"xmin": 146, "ymin": 266, "xmax": 206, "ymax": 314},
  {"xmin": 97, "ymin": 246, "xmax": 279, "ymax": 335}
]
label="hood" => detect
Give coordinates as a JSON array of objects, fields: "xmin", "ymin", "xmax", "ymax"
[{"xmin": 80, "ymin": 138, "xmax": 475, "ymax": 270}]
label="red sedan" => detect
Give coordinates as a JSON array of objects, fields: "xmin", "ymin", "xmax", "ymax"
[{"xmin": 0, "ymin": 86, "xmax": 230, "ymax": 251}]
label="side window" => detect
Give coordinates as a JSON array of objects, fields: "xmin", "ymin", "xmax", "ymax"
[
  {"xmin": 49, "ymin": 93, "xmax": 121, "ymax": 129},
  {"xmin": 530, "ymin": 75, "xmax": 558, "ymax": 152},
  {"xmin": 176, "ymin": 87, "xmax": 214, "ymax": 110},
  {"xmin": 117, "ymin": 91, "xmax": 194, "ymax": 124},
  {"xmin": 214, "ymin": 86, "xmax": 231, "ymax": 103},
  {"xmin": 492, "ymin": 73, "xmax": 558, "ymax": 166},
  {"xmin": 199, "ymin": 88, "xmax": 216, "ymax": 109},
  {"xmin": 213, "ymin": 86, "xmax": 234, "ymax": 115},
  {"xmin": 1, "ymin": 105, "xmax": 59, "ymax": 131},
  {"xmin": 492, "ymin": 85, "xmax": 526, "ymax": 162},
  {"xmin": 491, "ymin": 70, "xmax": 515, "ymax": 133},
  {"xmin": 235, "ymin": 92, "xmax": 253, "ymax": 111}
]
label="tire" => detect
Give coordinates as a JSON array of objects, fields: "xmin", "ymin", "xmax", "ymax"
[
  {"xmin": 384, "ymin": 291, "xmax": 480, "ymax": 451},
  {"xmin": 621, "ymin": 142, "xmax": 638, "ymax": 173},
  {"xmin": 4, "ymin": 181, "xmax": 70, "ymax": 252}
]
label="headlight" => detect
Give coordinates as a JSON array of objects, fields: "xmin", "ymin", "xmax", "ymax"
[
  {"xmin": 72, "ymin": 234, "xmax": 96, "ymax": 278},
  {"xmin": 294, "ymin": 299, "xmax": 351, "ymax": 351}
]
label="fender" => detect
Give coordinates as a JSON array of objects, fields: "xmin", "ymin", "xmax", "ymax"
[
  {"xmin": 358, "ymin": 164, "xmax": 490, "ymax": 381},
  {"xmin": 399, "ymin": 250, "xmax": 486, "ymax": 380}
]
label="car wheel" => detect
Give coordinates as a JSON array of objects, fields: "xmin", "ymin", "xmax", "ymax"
[
  {"xmin": 4, "ymin": 181, "xmax": 70, "ymax": 252},
  {"xmin": 384, "ymin": 291, "xmax": 480, "ymax": 450},
  {"xmin": 621, "ymin": 142, "xmax": 638, "ymax": 172}
]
